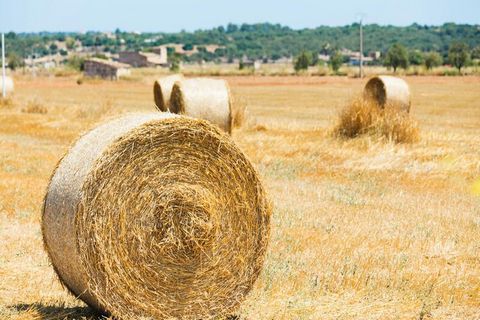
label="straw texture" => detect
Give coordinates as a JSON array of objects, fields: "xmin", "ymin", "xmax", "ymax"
[
  {"xmin": 0, "ymin": 76, "xmax": 14, "ymax": 95},
  {"xmin": 42, "ymin": 113, "xmax": 271, "ymax": 319},
  {"xmin": 364, "ymin": 76, "xmax": 411, "ymax": 112},
  {"xmin": 170, "ymin": 78, "xmax": 233, "ymax": 133},
  {"xmin": 153, "ymin": 74, "xmax": 183, "ymax": 111}
]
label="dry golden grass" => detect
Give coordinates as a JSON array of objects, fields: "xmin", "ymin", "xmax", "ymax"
[
  {"xmin": 0, "ymin": 97, "xmax": 15, "ymax": 109},
  {"xmin": 0, "ymin": 74, "xmax": 479, "ymax": 320},
  {"xmin": 232, "ymin": 96, "xmax": 247, "ymax": 128},
  {"xmin": 21, "ymin": 100, "xmax": 48, "ymax": 114},
  {"xmin": 333, "ymin": 97, "xmax": 420, "ymax": 143}
]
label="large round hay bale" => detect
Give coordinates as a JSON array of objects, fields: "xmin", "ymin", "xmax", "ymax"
[
  {"xmin": 0, "ymin": 76, "xmax": 14, "ymax": 96},
  {"xmin": 153, "ymin": 74, "xmax": 183, "ymax": 111},
  {"xmin": 364, "ymin": 75, "xmax": 411, "ymax": 112},
  {"xmin": 42, "ymin": 113, "xmax": 271, "ymax": 320},
  {"xmin": 170, "ymin": 78, "xmax": 233, "ymax": 133}
]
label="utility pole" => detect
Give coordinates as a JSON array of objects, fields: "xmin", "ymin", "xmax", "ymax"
[
  {"xmin": 2, "ymin": 32, "xmax": 6, "ymax": 98},
  {"xmin": 359, "ymin": 18, "xmax": 364, "ymax": 79}
]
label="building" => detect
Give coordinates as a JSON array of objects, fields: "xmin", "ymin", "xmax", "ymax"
[
  {"xmin": 349, "ymin": 56, "xmax": 374, "ymax": 66},
  {"xmin": 240, "ymin": 60, "xmax": 262, "ymax": 71},
  {"xmin": 151, "ymin": 46, "xmax": 167, "ymax": 57},
  {"xmin": 118, "ymin": 51, "xmax": 168, "ymax": 67},
  {"xmin": 318, "ymin": 54, "xmax": 330, "ymax": 62},
  {"xmin": 369, "ymin": 51, "xmax": 381, "ymax": 60},
  {"xmin": 84, "ymin": 58, "xmax": 131, "ymax": 80}
]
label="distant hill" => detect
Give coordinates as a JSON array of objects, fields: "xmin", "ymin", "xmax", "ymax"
[{"xmin": 4, "ymin": 23, "xmax": 480, "ymax": 62}]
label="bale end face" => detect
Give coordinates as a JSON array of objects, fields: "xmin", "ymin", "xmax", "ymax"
[
  {"xmin": 169, "ymin": 78, "xmax": 233, "ymax": 134},
  {"xmin": 153, "ymin": 80, "xmax": 167, "ymax": 111},
  {"xmin": 153, "ymin": 74, "xmax": 184, "ymax": 112},
  {"xmin": 364, "ymin": 75, "xmax": 411, "ymax": 113}
]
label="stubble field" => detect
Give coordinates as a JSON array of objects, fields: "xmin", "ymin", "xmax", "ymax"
[{"xmin": 0, "ymin": 74, "xmax": 479, "ymax": 319}]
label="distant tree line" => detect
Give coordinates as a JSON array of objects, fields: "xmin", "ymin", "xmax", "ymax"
[
  {"xmin": 292, "ymin": 41, "xmax": 478, "ymax": 73},
  {"xmin": 381, "ymin": 41, "xmax": 475, "ymax": 72},
  {"xmin": 2, "ymin": 23, "xmax": 480, "ymax": 68}
]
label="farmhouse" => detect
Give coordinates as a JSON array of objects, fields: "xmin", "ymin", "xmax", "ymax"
[
  {"xmin": 119, "ymin": 51, "xmax": 168, "ymax": 67},
  {"xmin": 84, "ymin": 58, "xmax": 131, "ymax": 80},
  {"xmin": 240, "ymin": 60, "xmax": 262, "ymax": 71},
  {"xmin": 151, "ymin": 46, "xmax": 168, "ymax": 58}
]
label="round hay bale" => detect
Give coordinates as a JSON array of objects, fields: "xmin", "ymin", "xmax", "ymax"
[
  {"xmin": 170, "ymin": 78, "xmax": 233, "ymax": 133},
  {"xmin": 364, "ymin": 75, "xmax": 411, "ymax": 112},
  {"xmin": 0, "ymin": 76, "xmax": 14, "ymax": 96},
  {"xmin": 42, "ymin": 113, "xmax": 271, "ymax": 320},
  {"xmin": 153, "ymin": 74, "xmax": 183, "ymax": 112}
]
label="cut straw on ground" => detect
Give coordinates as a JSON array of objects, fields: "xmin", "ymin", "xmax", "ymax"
[{"xmin": 333, "ymin": 97, "xmax": 420, "ymax": 144}]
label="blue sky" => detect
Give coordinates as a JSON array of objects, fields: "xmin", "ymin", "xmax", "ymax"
[{"xmin": 1, "ymin": 0, "xmax": 478, "ymax": 32}]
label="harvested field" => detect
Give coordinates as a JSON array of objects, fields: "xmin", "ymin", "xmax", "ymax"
[{"xmin": 0, "ymin": 75, "xmax": 479, "ymax": 319}]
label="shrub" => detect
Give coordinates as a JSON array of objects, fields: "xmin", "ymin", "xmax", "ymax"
[
  {"xmin": 329, "ymin": 51, "xmax": 343, "ymax": 73},
  {"xmin": 7, "ymin": 53, "xmax": 24, "ymax": 70},
  {"xmin": 294, "ymin": 51, "xmax": 312, "ymax": 72},
  {"xmin": 66, "ymin": 55, "xmax": 85, "ymax": 71},
  {"xmin": 424, "ymin": 52, "xmax": 443, "ymax": 70}
]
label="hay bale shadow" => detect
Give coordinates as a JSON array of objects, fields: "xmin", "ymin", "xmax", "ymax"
[{"xmin": 12, "ymin": 303, "xmax": 102, "ymax": 320}]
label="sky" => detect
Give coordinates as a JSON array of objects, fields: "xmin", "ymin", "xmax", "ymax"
[{"xmin": 0, "ymin": 0, "xmax": 479, "ymax": 33}]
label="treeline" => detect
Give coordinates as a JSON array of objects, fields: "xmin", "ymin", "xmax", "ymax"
[
  {"xmin": 3, "ymin": 22, "xmax": 480, "ymax": 63},
  {"xmin": 293, "ymin": 42, "xmax": 479, "ymax": 74}
]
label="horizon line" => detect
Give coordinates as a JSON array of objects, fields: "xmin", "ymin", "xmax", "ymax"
[{"xmin": 3, "ymin": 21, "xmax": 479, "ymax": 35}]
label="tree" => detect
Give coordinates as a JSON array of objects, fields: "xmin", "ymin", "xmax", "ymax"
[
  {"xmin": 424, "ymin": 51, "xmax": 442, "ymax": 70},
  {"xmin": 448, "ymin": 42, "xmax": 470, "ymax": 72},
  {"xmin": 294, "ymin": 51, "xmax": 312, "ymax": 72},
  {"xmin": 49, "ymin": 43, "xmax": 58, "ymax": 55},
  {"xmin": 409, "ymin": 50, "xmax": 424, "ymax": 66},
  {"xmin": 7, "ymin": 53, "xmax": 24, "ymax": 70},
  {"xmin": 65, "ymin": 37, "xmax": 76, "ymax": 50},
  {"xmin": 310, "ymin": 52, "xmax": 319, "ymax": 66},
  {"xmin": 182, "ymin": 43, "xmax": 194, "ymax": 51},
  {"xmin": 472, "ymin": 46, "xmax": 480, "ymax": 60},
  {"xmin": 169, "ymin": 53, "xmax": 181, "ymax": 72},
  {"xmin": 384, "ymin": 43, "xmax": 409, "ymax": 72},
  {"xmin": 66, "ymin": 55, "xmax": 85, "ymax": 71},
  {"xmin": 329, "ymin": 51, "xmax": 343, "ymax": 73}
]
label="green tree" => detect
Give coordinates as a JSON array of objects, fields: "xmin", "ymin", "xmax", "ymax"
[
  {"xmin": 408, "ymin": 50, "xmax": 424, "ymax": 66},
  {"xmin": 294, "ymin": 51, "xmax": 312, "ymax": 72},
  {"xmin": 329, "ymin": 51, "xmax": 343, "ymax": 73},
  {"xmin": 448, "ymin": 42, "xmax": 470, "ymax": 72},
  {"xmin": 7, "ymin": 53, "xmax": 24, "ymax": 70},
  {"xmin": 182, "ymin": 43, "xmax": 194, "ymax": 51},
  {"xmin": 472, "ymin": 46, "xmax": 480, "ymax": 60},
  {"xmin": 66, "ymin": 55, "xmax": 85, "ymax": 71},
  {"xmin": 424, "ymin": 51, "xmax": 443, "ymax": 70},
  {"xmin": 169, "ymin": 53, "xmax": 181, "ymax": 72},
  {"xmin": 65, "ymin": 37, "xmax": 76, "ymax": 50},
  {"xmin": 384, "ymin": 44, "xmax": 409, "ymax": 72},
  {"xmin": 49, "ymin": 43, "xmax": 58, "ymax": 55},
  {"xmin": 310, "ymin": 52, "xmax": 319, "ymax": 66}
]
